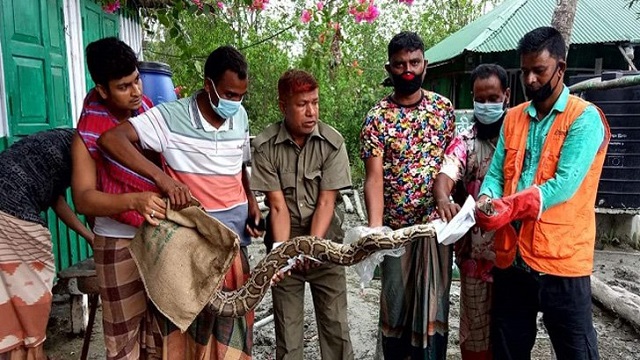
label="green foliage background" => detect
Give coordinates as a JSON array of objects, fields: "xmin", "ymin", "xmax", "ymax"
[{"xmin": 143, "ymin": 0, "xmax": 498, "ymax": 183}]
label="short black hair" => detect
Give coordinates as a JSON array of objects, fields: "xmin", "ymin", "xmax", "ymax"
[
  {"xmin": 471, "ymin": 64, "xmax": 509, "ymax": 91},
  {"xmin": 204, "ymin": 46, "xmax": 248, "ymax": 84},
  {"xmin": 517, "ymin": 26, "xmax": 566, "ymax": 60},
  {"xmin": 86, "ymin": 37, "xmax": 138, "ymax": 86},
  {"xmin": 388, "ymin": 31, "xmax": 424, "ymax": 60}
]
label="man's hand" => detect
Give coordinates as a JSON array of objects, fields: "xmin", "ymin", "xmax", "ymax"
[
  {"xmin": 271, "ymin": 269, "xmax": 290, "ymax": 286},
  {"xmin": 297, "ymin": 257, "xmax": 323, "ymax": 272},
  {"xmin": 130, "ymin": 192, "xmax": 167, "ymax": 226},
  {"xmin": 155, "ymin": 173, "xmax": 191, "ymax": 210},
  {"xmin": 245, "ymin": 203, "xmax": 265, "ymax": 238},
  {"xmin": 436, "ymin": 199, "xmax": 461, "ymax": 222},
  {"xmin": 83, "ymin": 232, "xmax": 96, "ymax": 248}
]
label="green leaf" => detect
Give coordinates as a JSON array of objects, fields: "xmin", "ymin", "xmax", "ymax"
[
  {"xmin": 169, "ymin": 27, "xmax": 179, "ymax": 39},
  {"xmin": 157, "ymin": 12, "xmax": 170, "ymax": 27},
  {"xmin": 194, "ymin": 61, "xmax": 203, "ymax": 75}
]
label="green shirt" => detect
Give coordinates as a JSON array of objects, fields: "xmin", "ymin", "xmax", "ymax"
[
  {"xmin": 251, "ymin": 121, "xmax": 352, "ymax": 238},
  {"xmin": 480, "ymin": 86, "xmax": 605, "ymax": 210}
]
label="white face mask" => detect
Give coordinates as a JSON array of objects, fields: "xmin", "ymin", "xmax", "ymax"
[
  {"xmin": 473, "ymin": 101, "xmax": 506, "ymax": 125},
  {"xmin": 207, "ymin": 78, "xmax": 242, "ymax": 119}
]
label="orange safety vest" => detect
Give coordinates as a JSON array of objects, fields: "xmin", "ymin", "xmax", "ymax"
[{"xmin": 493, "ymin": 95, "xmax": 611, "ymax": 276}]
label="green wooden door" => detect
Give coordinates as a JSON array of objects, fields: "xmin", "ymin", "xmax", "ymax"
[
  {"xmin": 81, "ymin": 0, "xmax": 119, "ymax": 91},
  {"xmin": 0, "ymin": 0, "xmax": 71, "ymax": 141}
]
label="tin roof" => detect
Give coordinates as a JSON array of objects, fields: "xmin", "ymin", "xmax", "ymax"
[{"xmin": 425, "ymin": 0, "xmax": 640, "ymax": 65}]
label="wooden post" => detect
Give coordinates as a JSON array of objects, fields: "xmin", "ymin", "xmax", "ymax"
[{"xmin": 68, "ymin": 278, "xmax": 89, "ymax": 334}]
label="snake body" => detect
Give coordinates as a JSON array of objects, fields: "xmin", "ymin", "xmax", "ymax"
[{"xmin": 209, "ymin": 224, "xmax": 436, "ymax": 317}]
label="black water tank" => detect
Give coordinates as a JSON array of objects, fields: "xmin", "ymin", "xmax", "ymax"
[{"xmin": 575, "ymin": 71, "xmax": 640, "ymax": 209}]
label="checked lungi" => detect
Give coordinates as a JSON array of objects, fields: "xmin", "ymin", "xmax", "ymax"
[{"xmin": 93, "ymin": 235, "xmax": 163, "ymax": 360}]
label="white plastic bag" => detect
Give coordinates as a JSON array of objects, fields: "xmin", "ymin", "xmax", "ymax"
[
  {"xmin": 344, "ymin": 226, "xmax": 405, "ymax": 289},
  {"xmin": 431, "ymin": 195, "xmax": 476, "ymax": 245}
]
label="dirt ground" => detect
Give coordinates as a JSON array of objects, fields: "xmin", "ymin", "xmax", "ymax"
[{"xmin": 44, "ymin": 201, "xmax": 640, "ymax": 359}]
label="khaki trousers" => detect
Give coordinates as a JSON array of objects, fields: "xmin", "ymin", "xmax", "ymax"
[{"xmin": 272, "ymin": 263, "xmax": 354, "ymax": 360}]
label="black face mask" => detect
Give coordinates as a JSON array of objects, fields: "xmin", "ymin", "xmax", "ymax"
[
  {"xmin": 390, "ymin": 68, "xmax": 425, "ymax": 96},
  {"xmin": 475, "ymin": 111, "xmax": 505, "ymax": 140},
  {"xmin": 525, "ymin": 65, "xmax": 560, "ymax": 103}
]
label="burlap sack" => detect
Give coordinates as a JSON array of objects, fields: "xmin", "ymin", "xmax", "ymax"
[{"xmin": 129, "ymin": 205, "xmax": 239, "ymax": 332}]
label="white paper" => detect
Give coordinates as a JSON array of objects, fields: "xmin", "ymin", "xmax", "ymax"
[{"xmin": 432, "ymin": 195, "xmax": 476, "ymax": 245}]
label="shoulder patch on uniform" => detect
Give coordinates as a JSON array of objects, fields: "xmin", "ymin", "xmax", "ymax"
[
  {"xmin": 317, "ymin": 122, "xmax": 344, "ymax": 149},
  {"xmin": 252, "ymin": 122, "xmax": 281, "ymax": 150}
]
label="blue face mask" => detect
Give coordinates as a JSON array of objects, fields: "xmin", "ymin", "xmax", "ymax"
[
  {"xmin": 473, "ymin": 101, "xmax": 506, "ymax": 125},
  {"xmin": 207, "ymin": 78, "xmax": 242, "ymax": 120}
]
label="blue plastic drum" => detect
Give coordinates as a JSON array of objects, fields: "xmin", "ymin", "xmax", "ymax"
[{"xmin": 138, "ymin": 61, "xmax": 177, "ymax": 105}]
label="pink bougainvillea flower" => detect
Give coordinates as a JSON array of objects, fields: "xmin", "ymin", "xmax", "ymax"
[
  {"xmin": 363, "ymin": 4, "xmax": 380, "ymax": 23},
  {"xmin": 349, "ymin": 0, "xmax": 379, "ymax": 23},
  {"xmin": 300, "ymin": 9, "xmax": 312, "ymax": 23},
  {"xmin": 316, "ymin": 2, "xmax": 324, "ymax": 11},
  {"xmin": 250, "ymin": 0, "xmax": 268, "ymax": 11},
  {"xmin": 398, "ymin": 0, "xmax": 414, "ymax": 5},
  {"xmin": 102, "ymin": 0, "xmax": 120, "ymax": 14},
  {"xmin": 217, "ymin": 1, "xmax": 224, "ymax": 9}
]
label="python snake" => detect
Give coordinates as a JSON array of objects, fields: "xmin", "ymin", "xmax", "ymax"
[{"xmin": 209, "ymin": 224, "xmax": 436, "ymax": 317}]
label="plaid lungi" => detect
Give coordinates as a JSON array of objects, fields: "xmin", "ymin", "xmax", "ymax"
[
  {"xmin": 378, "ymin": 237, "xmax": 452, "ymax": 360},
  {"xmin": 159, "ymin": 247, "xmax": 254, "ymax": 359},
  {"xmin": 94, "ymin": 235, "xmax": 163, "ymax": 360},
  {"xmin": 459, "ymin": 275, "xmax": 492, "ymax": 359},
  {"xmin": 0, "ymin": 210, "xmax": 54, "ymax": 360}
]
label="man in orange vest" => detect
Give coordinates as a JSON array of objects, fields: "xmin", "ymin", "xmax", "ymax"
[{"xmin": 475, "ymin": 26, "xmax": 610, "ymax": 359}]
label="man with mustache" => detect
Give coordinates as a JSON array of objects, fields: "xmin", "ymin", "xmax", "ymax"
[
  {"xmin": 475, "ymin": 26, "xmax": 609, "ymax": 359},
  {"xmin": 360, "ymin": 31, "xmax": 455, "ymax": 359},
  {"xmin": 251, "ymin": 69, "xmax": 354, "ymax": 360}
]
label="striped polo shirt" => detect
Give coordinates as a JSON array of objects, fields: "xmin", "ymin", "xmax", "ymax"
[{"xmin": 128, "ymin": 91, "xmax": 251, "ymax": 244}]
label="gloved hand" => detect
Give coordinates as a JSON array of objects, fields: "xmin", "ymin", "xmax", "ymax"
[{"xmin": 475, "ymin": 186, "xmax": 542, "ymax": 232}]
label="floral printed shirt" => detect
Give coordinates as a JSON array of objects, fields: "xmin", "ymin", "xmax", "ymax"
[{"xmin": 360, "ymin": 90, "xmax": 455, "ymax": 229}]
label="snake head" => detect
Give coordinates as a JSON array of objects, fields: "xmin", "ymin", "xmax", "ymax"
[{"xmin": 477, "ymin": 198, "xmax": 495, "ymax": 216}]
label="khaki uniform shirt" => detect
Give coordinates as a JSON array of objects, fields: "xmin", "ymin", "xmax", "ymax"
[{"xmin": 251, "ymin": 121, "xmax": 352, "ymax": 241}]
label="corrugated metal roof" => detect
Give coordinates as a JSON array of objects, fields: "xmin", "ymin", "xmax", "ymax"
[{"xmin": 425, "ymin": 0, "xmax": 640, "ymax": 64}]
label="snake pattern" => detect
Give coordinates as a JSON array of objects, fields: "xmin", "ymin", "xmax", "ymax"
[{"xmin": 209, "ymin": 224, "xmax": 436, "ymax": 317}]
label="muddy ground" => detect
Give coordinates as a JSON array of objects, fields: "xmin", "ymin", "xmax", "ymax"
[{"xmin": 45, "ymin": 199, "xmax": 640, "ymax": 359}]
